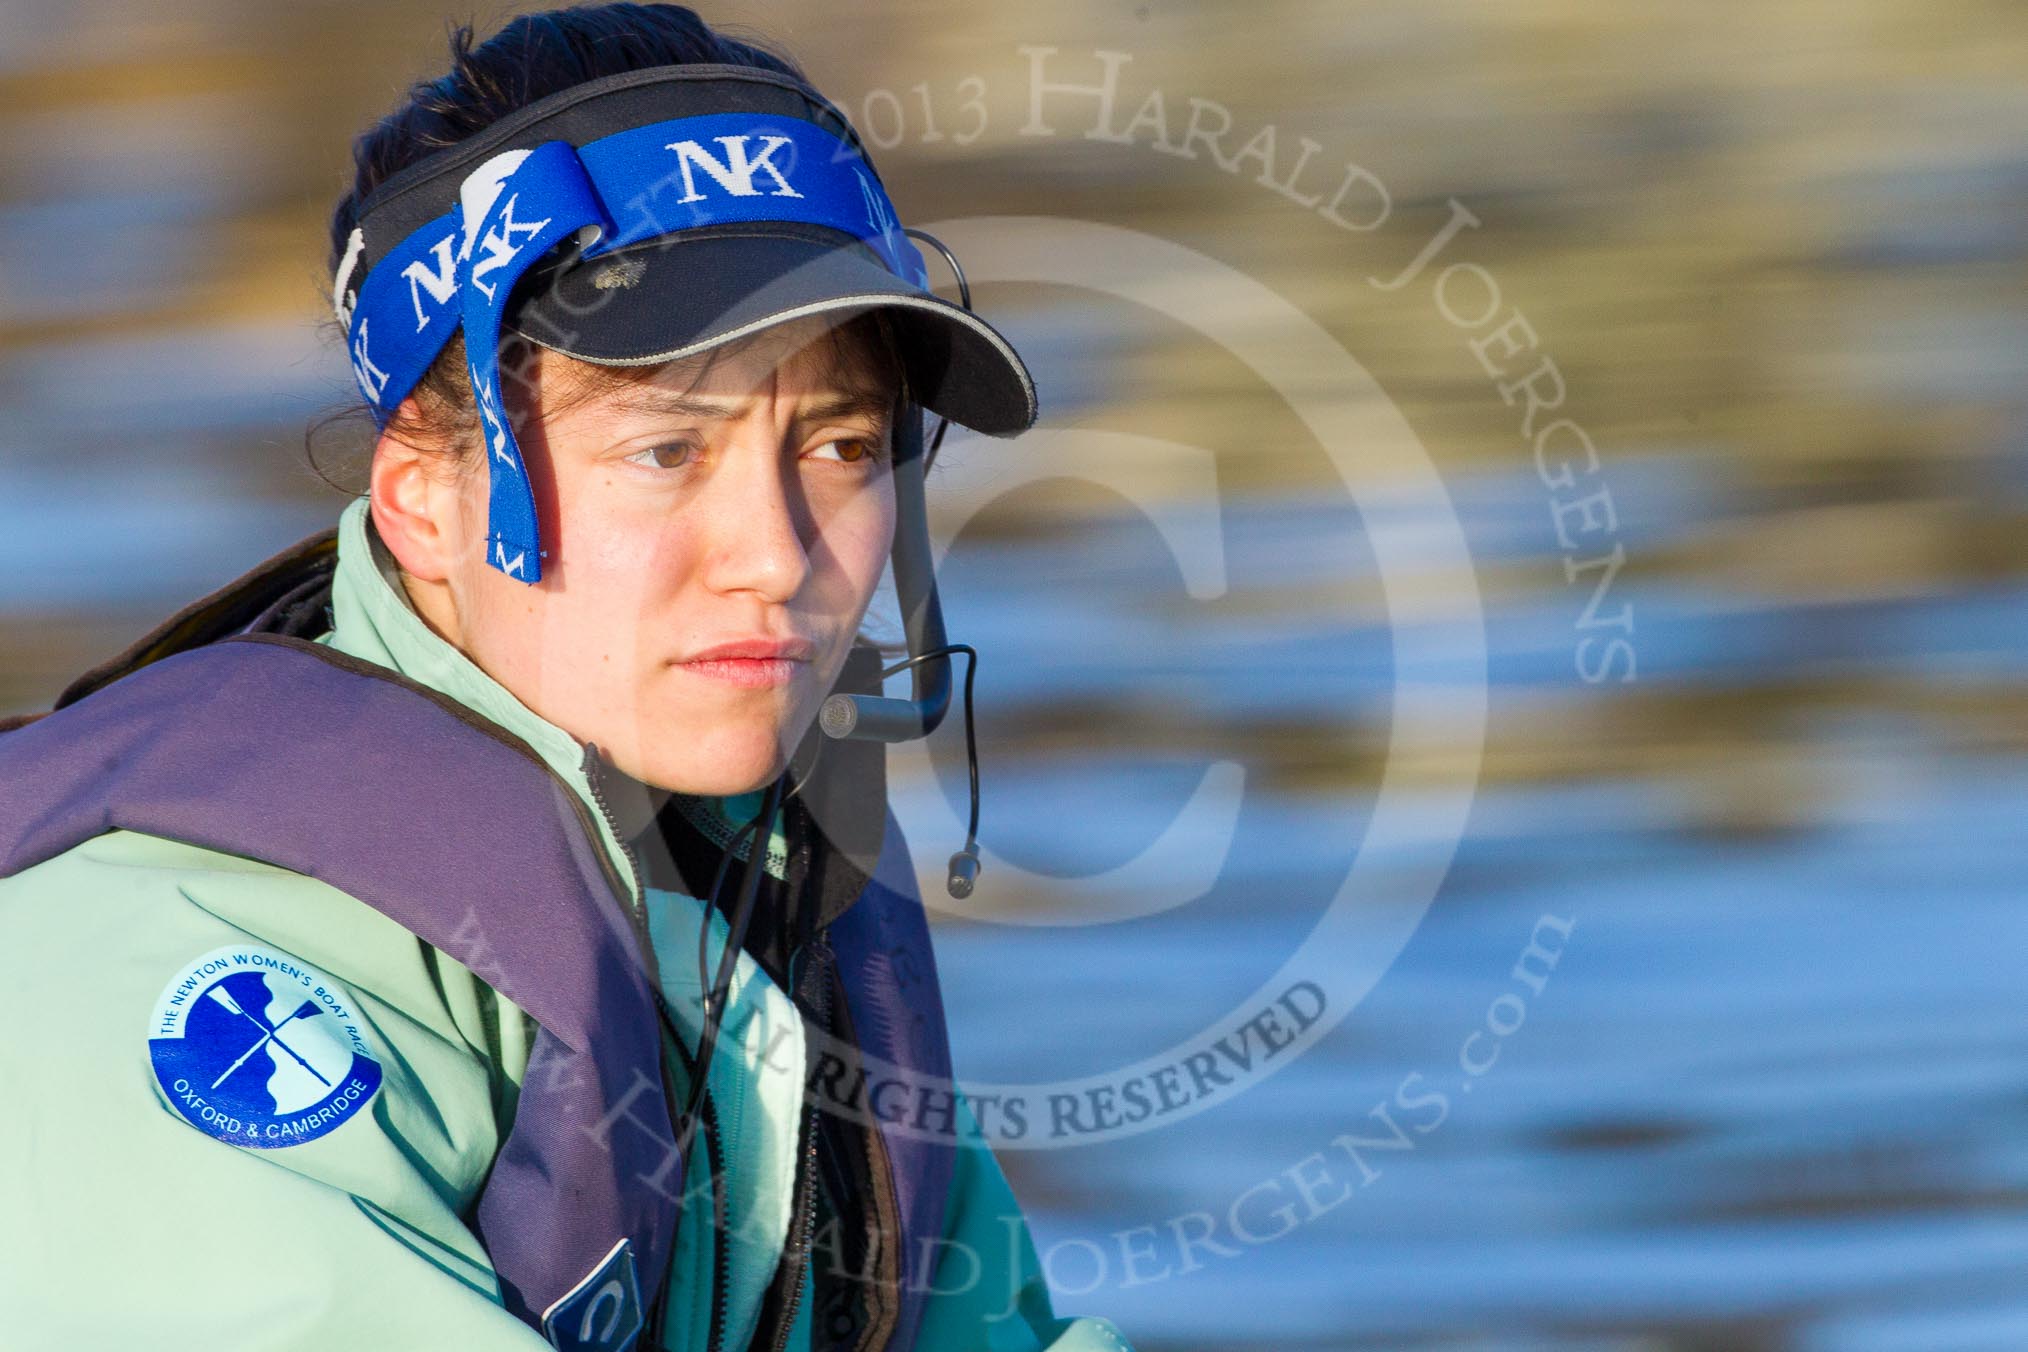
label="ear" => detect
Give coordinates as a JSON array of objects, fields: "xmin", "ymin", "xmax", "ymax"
[{"xmin": 367, "ymin": 403, "xmax": 464, "ymax": 586}]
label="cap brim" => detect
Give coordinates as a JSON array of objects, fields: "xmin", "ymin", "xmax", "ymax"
[{"xmin": 503, "ymin": 230, "xmax": 1038, "ymax": 437}]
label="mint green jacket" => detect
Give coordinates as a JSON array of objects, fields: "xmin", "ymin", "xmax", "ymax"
[{"xmin": 0, "ymin": 496, "xmax": 1131, "ymax": 1352}]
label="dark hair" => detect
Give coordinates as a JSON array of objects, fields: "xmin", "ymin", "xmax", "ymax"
[{"xmin": 310, "ymin": 4, "xmax": 908, "ymax": 479}]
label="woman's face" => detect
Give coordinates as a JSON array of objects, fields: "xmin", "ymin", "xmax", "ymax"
[{"xmin": 372, "ymin": 313, "xmax": 899, "ymax": 797}]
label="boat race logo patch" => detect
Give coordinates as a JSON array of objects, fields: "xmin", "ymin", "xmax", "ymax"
[{"xmin": 147, "ymin": 945, "xmax": 383, "ymax": 1149}]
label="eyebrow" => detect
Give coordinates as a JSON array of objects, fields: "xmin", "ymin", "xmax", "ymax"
[{"xmin": 605, "ymin": 386, "xmax": 895, "ymax": 425}]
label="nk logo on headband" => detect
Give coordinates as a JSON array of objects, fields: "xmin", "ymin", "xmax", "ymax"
[
  {"xmin": 401, "ymin": 233, "xmax": 462, "ymax": 331},
  {"xmin": 665, "ymin": 132, "xmax": 803, "ymax": 203}
]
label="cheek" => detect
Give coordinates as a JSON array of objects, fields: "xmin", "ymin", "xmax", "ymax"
[
  {"xmin": 572, "ymin": 503, "xmax": 674, "ymax": 586},
  {"xmin": 550, "ymin": 455, "xmax": 688, "ymax": 582},
  {"xmin": 819, "ymin": 486, "xmax": 897, "ymax": 600},
  {"xmin": 461, "ymin": 478, "xmax": 682, "ymax": 674},
  {"xmin": 453, "ymin": 557, "xmax": 549, "ymax": 693},
  {"xmin": 555, "ymin": 487, "xmax": 702, "ymax": 649}
]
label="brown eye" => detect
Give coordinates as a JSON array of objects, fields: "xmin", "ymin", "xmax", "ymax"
[
  {"xmin": 624, "ymin": 442, "xmax": 699, "ymax": 470},
  {"xmin": 810, "ymin": 437, "xmax": 880, "ymax": 464}
]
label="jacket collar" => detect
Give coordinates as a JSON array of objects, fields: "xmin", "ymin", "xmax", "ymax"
[{"xmin": 323, "ymin": 496, "xmax": 591, "ymax": 800}]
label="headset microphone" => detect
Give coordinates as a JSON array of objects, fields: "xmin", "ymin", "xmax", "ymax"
[
  {"xmin": 815, "ymin": 228, "xmax": 987, "ymax": 902},
  {"xmin": 817, "ymin": 396, "xmax": 985, "ymax": 900}
]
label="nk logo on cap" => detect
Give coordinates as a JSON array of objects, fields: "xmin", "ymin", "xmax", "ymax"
[{"xmin": 147, "ymin": 945, "xmax": 383, "ymax": 1149}]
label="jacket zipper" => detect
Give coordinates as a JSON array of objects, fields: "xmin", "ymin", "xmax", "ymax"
[
  {"xmin": 706, "ymin": 1092, "xmax": 730, "ymax": 1352},
  {"xmin": 584, "ymin": 745, "xmax": 730, "ymax": 1352},
  {"xmin": 765, "ymin": 928, "xmax": 834, "ymax": 1352},
  {"xmin": 580, "ymin": 745, "xmax": 648, "ymax": 922},
  {"xmin": 825, "ymin": 979, "xmax": 904, "ymax": 1352}
]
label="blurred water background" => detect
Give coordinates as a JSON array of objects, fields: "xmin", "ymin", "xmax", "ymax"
[{"xmin": 3, "ymin": 2, "xmax": 2025, "ymax": 1348}]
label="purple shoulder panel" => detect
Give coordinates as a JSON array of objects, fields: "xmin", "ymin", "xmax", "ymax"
[{"xmin": 0, "ymin": 634, "xmax": 679, "ymax": 1329}]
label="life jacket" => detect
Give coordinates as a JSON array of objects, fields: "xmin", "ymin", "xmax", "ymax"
[{"xmin": 0, "ymin": 526, "xmax": 958, "ymax": 1352}]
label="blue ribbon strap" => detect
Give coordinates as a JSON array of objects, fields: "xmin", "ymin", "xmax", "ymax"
[
  {"xmin": 345, "ymin": 207, "xmax": 462, "ymax": 429},
  {"xmin": 454, "ymin": 141, "xmax": 611, "ymax": 583}
]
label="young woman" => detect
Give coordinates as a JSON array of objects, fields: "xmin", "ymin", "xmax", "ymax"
[{"xmin": 0, "ymin": 7, "xmax": 1133, "ymax": 1350}]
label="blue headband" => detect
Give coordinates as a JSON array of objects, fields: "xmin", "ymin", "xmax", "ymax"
[{"xmin": 335, "ymin": 111, "xmax": 927, "ymax": 584}]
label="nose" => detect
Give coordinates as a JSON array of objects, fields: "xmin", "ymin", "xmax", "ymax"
[{"xmin": 696, "ymin": 427, "xmax": 813, "ymax": 605}]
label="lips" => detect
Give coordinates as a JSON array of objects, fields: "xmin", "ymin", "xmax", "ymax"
[
  {"xmin": 677, "ymin": 636, "xmax": 816, "ymax": 689},
  {"xmin": 683, "ymin": 637, "xmax": 817, "ymax": 663}
]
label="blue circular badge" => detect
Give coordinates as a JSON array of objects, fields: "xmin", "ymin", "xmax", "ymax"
[{"xmin": 147, "ymin": 944, "xmax": 383, "ymax": 1149}]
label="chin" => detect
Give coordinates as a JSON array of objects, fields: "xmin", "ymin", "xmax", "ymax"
[{"xmin": 636, "ymin": 720, "xmax": 790, "ymax": 797}]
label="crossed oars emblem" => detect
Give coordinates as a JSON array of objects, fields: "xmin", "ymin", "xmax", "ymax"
[{"xmin": 206, "ymin": 985, "xmax": 331, "ymax": 1092}]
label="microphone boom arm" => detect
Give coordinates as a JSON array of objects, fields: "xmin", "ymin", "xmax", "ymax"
[{"xmin": 819, "ymin": 401, "xmax": 952, "ymax": 744}]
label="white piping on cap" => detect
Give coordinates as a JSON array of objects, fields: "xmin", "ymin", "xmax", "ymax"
[
  {"xmin": 331, "ymin": 227, "xmax": 366, "ymax": 329},
  {"xmin": 513, "ymin": 291, "xmax": 1039, "ymax": 434}
]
